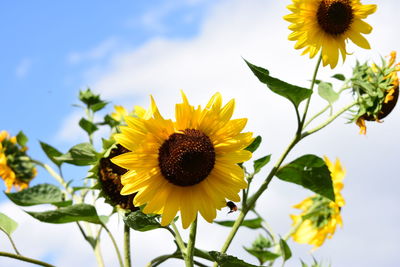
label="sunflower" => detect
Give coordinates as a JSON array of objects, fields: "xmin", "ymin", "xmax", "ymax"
[
  {"xmin": 111, "ymin": 92, "xmax": 253, "ymax": 228},
  {"xmin": 284, "ymin": 0, "xmax": 377, "ymax": 68},
  {"xmin": 111, "ymin": 105, "xmax": 130, "ymax": 122},
  {"xmin": 290, "ymin": 156, "xmax": 345, "ymax": 249},
  {"xmin": 354, "ymin": 51, "xmax": 399, "ymax": 134}
]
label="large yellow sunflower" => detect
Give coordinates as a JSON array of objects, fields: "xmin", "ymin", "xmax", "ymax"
[
  {"xmin": 290, "ymin": 156, "xmax": 345, "ymax": 249},
  {"xmin": 284, "ymin": 0, "xmax": 377, "ymax": 68},
  {"xmin": 111, "ymin": 92, "xmax": 253, "ymax": 228}
]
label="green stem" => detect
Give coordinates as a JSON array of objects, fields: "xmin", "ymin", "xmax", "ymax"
[
  {"xmin": 300, "ymin": 54, "xmax": 323, "ymax": 129},
  {"xmin": 93, "ymin": 241, "xmax": 105, "ymax": 267},
  {"xmin": 101, "ymin": 223, "xmax": 124, "ymax": 267},
  {"xmin": 251, "ymin": 209, "xmax": 276, "ymax": 243},
  {"xmin": 0, "ymin": 251, "xmax": 56, "ymax": 267},
  {"xmin": 124, "ymin": 223, "xmax": 132, "ymax": 267},
  {"xmin": 171, "ymin": 222, "xmax": 187, "ymax": 258},
  {"xmin": 185, "ymin": 217, "xmax": 198, "ymax": 267},
  {"xmin": 5, "ymin": 233, "xmax": 20, "ymax": 255},
  {"xmin": 147, "ymin": 252, "xmax": 209, "ymax": 267}
]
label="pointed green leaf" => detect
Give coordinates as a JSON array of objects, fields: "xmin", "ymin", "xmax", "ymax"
[
  {"xmin": 39, "ymin": 141, "xmax": 63, "ymax": 166},
  {"xmin": 79, "ymin": 118, "xmax": 99, "ymax": 135},
  {"xmin": 276, "ymin": 155, "xmax": 335, "ymax": 201},
  {"xmin": 6, "ymin": 183, "xmax": 71, "ymax": 207},
  {"xmin": 79, "ymin": 88, "xmax": 101, "ymax": 107},
  {"xmin": 215, "ymin": 217, "xmax": 263, "ymax": 229},
  {"xmin": 243, "ymin": 247, "xmax": 279, "ymax": 264},
  {"xmin": 26, "ymin": 204, "xmax": 102, "ymax": 224},
  {"xmin": 279, "ymin": 238, "xmax": 292, "ymax": 261},
  {"xmin": 0, "ymin": 213, "xmax": 18, "ymax": 236},
  {"xmin": 90, "ymin": 101, "xmax": 108, "ymax": 112},
  {"xmin": 209, "ymin": 251, "xmax": 260, "ymax": 267},
  {"xmin": 244, "ymin": 59, "xmax": 312, "ymax": 108},
  {"xmin": 124, "ymin": 211, "xmax": 161, "ymax": 232},
  {"xmin": 16, "ymin": 131, "xmax": 28, "ymax": 147},
  {"xmin": 318, "ymin": 82, "xmax": 339, "ymax": 105},
  {"xmin": 254, "ymin": 155, "xmax": 271, "ymax": 174},
  {"xmin": 245, "ymin": 136, "xmax": 262, "ymax": 153},
  {"xmin": 331, "ymin": 74, "xmax": 346, "ymax": 81},
  {"xmin": 55, "ymin": 143, "xmax": 98, "ymax": 166}
]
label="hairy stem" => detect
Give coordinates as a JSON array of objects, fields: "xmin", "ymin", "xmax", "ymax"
[{"xmin": 185, "ymin": 217, "xmax": 198, "ymax": 267}]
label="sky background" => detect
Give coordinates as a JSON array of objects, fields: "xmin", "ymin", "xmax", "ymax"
[{"xmin": 1, "ymin": 0, "xmax": 399, "ymax": 266}]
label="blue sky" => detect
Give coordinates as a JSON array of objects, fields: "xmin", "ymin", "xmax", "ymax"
[{"xmin": 1, "ymin": 1, "xmax": 400, "ymax": 266}]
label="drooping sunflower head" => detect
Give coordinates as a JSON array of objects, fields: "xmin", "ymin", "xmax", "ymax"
[
  {"xmin": 111, "ymin": 92, "xmax": 253, "ymax": 228},
  {"xmin": 284, "ymin": 0, "xmax": 377, "ymax": 68},
  {"xmin": 0, "ymin": 131, "xmax": 37, "ymax": 192},
  {"xmin": 351, "ymin": 51, "xmax": 399, "ymax": 134},
  {"xmin": 291, "ymin": 156, "xmax": 345, "ymax": 249}
]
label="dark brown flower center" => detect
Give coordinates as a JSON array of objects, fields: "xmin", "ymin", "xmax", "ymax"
[
  {"xmin": 317, "ymin": 0, "xmax": 354, "ymax": 35},
  {"xmin": 158, "ymin": 129, "xmax": 215, "ymax": 186}
]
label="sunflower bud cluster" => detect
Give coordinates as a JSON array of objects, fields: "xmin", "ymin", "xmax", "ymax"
[
  {"xmin": 351, "ymin": 52, "xmax": 399, "ymax": 134},
  {"xmin": 0, "ymin": 131, "xmax": 37, "ymax": 192}
]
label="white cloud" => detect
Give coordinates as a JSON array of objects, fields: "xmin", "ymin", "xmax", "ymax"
[
  {"xmin": 67, "ymin": 38, "xmax": 119, "ymax": 64},
  {"xmin": 15, "ymin": 59, "xmax": 32, "ymax": 79},
  {"xmin": 46, "ymin": 0, "xmax": 400, "ymax": 266}
]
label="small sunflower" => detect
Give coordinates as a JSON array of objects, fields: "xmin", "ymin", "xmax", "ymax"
[
  {"xmin": 111, "ymin": 92, "xmax": 253, "ymax": 228},
  {"xmin": 0, "ymin": 131, "xmax": 37, "ymax": 192},
  {"xmin": 290, "ymin": 156, "xmax": 345, "ymax": 250},
  {"xmin": 284, "ymin": 0, "xmax": 377, "ymax": 68},
  {"xmin": 111, "ymin": 105, "xmax": 130, "ymax": 122},
  {"xmin": 352, "ymin": 51, "xmax": 399, "ymax": 134}
]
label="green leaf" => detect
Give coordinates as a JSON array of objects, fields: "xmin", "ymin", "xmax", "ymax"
[
  {"xmin": 39, "ymin": 141, "xmax": 63, "ymax": 166},
  {"xmin": 79, "ymin": 118, "xmax": 99, "ymax": 135},
  {"xmin": 209, "ymin": 251, "xmax": 260, "ymax": 267},
  {"xmin": 79, "ymin": 88, "xmax": 102, "ymax": 107},
  {"xmin": 123, "ymin": 211, "xmax": 161, "ymax": 232},
  {"xmin": 244, "ymin": 59, "xmax": 312, "ymax": 108},
  {"xmin": 253, "ymin": 155, "xmax": 271, "ymax": 174},
  {"xmin": 331, "ymin": 74, "xmax": 346, "ymax": 81},
  {"xmin": 6, "ymin": 183, "xmax": 71, "ymax": 207},
  {"xmin": 276, "ymin": 154, "xmax": 335, "ymax": 201},
  {"xmin": 55, "ymin": 143, "xmax": 98, "ymax": 166},
  {"xmin": 0, "ymin": 213, "xmax": 18, "ymax": 236},
  {"xmin": 243, "ymin": 247, "xmax": 279, "ymax": 264},
  {"xmin": 245, "ymin": 136, "xmax": 262, "ymax": 153},
  {"xmin": 90, "ymin": 101, "xmax": 108, "ymax": 112},
  {"xmin": 279, "ymin": 238, "xmax": 292, "ymax": 261},
  {"xmin": 26, "ymin": 204, "xmax": 103, "ymax": 224},
  {"xmin": 16, "ymin": 131, "xmax": 28, "ymax": 147},
  {"xmin": 215, "ymin": 217, "xmax": 263, "ymax": 229},
  {"xmin": 318, "ymin": 82, "xmax": 339, "ymax": 105}
]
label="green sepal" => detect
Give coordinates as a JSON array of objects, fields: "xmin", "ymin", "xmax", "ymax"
[
  {"xmin": 209, "ymin": 251, "xmax": 260, "ymax": 267},
  {"xmin": 26, "ymin": 204, "xmax": 103, "ymax": 224},
  {"xmin": 245, "ymin": 136, "xmax": 262, "ymax": 153},
  {"xmin": 6, "ymin": 183, "xmax": 71, "ymax": 207},
  {"xmin": 214, "ymin": 217, "xmax": 263, "ymax": 229},
  {"xmin": 79, "ymin": 118, "xmax": 99, "ymax": 135},
  {"xmin": 123, "ymin": 211, "xmax": 161, "ymax": 232},
  {"xmin": 276, "ymin": 154, "xmax": 335, "ymax": 201},
  {"xmin": 0, "ymin": 213, "xmax": 18, "ymax": 236},
  {"xmin": 253, "ymin": 155, "xmax": 271, "ymax": 174},
  {"xmin": 79, "ymin": 88, "xmax": 102, "ymax": 107},
  {"xmin": 39, "ymin": 141, "xmax": 63, "ymax": 167},
  {"xmin": 55, "ymin": 143, "xmax": 98, "ymax": 166},
  {"xmin": 16, "ymin": 131, "xmax": 28, "ymax": 147},
  {"xmin": 244, "ymin": 59, "xmax": 312, "ymax": 108},
  {"xmin": 279, "ymin": 238, "xmax": 292, "ymax": 261}
]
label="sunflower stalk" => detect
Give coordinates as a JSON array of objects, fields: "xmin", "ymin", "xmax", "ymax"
[
  {"xmin": 124, "ymin": 223, "xmax": 132, "ymax": 267},
  {"xmin": 0, "ymin": 251, "xmax": 56, "ymax": 267},
  {"xmin": 185, "ymin": 217, "xmax": 198, "ymax": 267}
]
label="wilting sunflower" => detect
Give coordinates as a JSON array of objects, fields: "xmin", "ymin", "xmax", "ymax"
[
  {"xmin": 111, "ymin": 92, "xmax": 253, "ymax": 228},
  {"xmin": 284, "ymin": 0, "xmax": 377, "ymax": 68},
  {"xmin": 0, "ymin": 131, "xmax": 37, "ymax": 192},
  {"xmin": 290, "ymin": 156, "xmax": 345, "ymax": 250},
  {"xmin": 353, "ymin": 51, "xmax": 399, "ymax": 134}
]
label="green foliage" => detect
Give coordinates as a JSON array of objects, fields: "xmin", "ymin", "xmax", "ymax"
[
  {"xmin": 55, "ymin": 143, "xmax": 98, "ymax": 166},
  {"xmin": 26, "ymin": 204, "xmax": 103, "ymax": 224},
  {"xmin": 79, "ymin": 88, "xmax": 107, "ymax": 112},
  {"xmin": 0, "ymin": 213, "xmax": 18, "ymax": 236},
  {"xmin": 276, "ymin": 154, "xmax": 335, "ymax": 201},
  {"xmin": 253, "ymin": 155, "xmax": 271, "ymax": 174},
  {"xmin": 245, "ymin": 136, "xmax": 262, "ymax": 153},
  {"xmin": 124, "ymin": 211, "xmax": 161, "ymax": 232},
  {"xmin": 16, "ymin": 131, "xmax": 28, "ymax": 147},
  {"xmin": 209, "ymin": 251, "xmax": 260, "ymax": 267},
  {"xmin": 79, "ymin": 118, "xmax": 99, "ymax": 135},
  {"xmin": 318, "ymin": 82, "xmax": 339, "ymax": 105},
  {"xmin": 331, "ymin": 74, "xmax": 346, "ymax": 81},
  {"xmin": 215, "ymin": 217, "xmax": 263, "ymax": 229},
  {"xmin": 279, "ymin": 238, "xmax": 292, "ymax": 261},
  {"xmin": 102, "ymin": 114, "xmax": 120, "ymax": 128},
  {"xmin": 243, "ymin": 235, "xmax": 279, "ymax": 264},
  {"xmin": 244, "ymin": 59, "xmax": 312, "ymax": 108},
  {"xmin": 39, "ymin": 141, "xmax": 63, "ymax": 167},
  {"xmin": 6, "ymin": 184, "xmax": 71, "ymax": 207}
]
